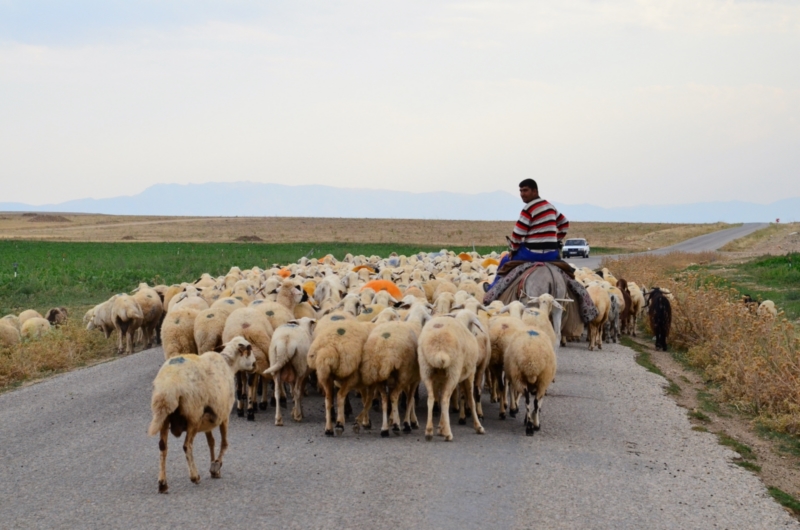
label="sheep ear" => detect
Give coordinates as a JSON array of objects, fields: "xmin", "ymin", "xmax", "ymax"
[
  {"xmin": 301, "ymin": 291, "xmax": 309, "ymax": 303},
  {"xmin": 213, "ymin": 343, "xmax": 226, "ymax": 353},
  {"xmin": 498, "ymin": 305, "xmax": 510, "ymax": 314},
  {"xmin": 287, "ymin": 320, "xmax": 299, "ymax": 326},
  {"xmin": 451, "ymin": 304, "xmax": 464, "ymax": 311}
]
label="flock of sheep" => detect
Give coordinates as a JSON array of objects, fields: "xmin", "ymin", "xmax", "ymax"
[
  {"xmin": 76, "ymin": 249, "xmax": 664, "ymax": 493},
  {"xmin": 0, "ymin": 306, "xmax": 68, "ymax": 346}
]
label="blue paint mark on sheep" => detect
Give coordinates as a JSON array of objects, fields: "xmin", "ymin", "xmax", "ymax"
[
  {"xmin": 226, "ymin": 299, "xmax": 235, "ymax": 304},
  {"xmin": 266, "ymin": 311, "xmax": 275, "ymax": 316},
  {"xmin": 382, "ymin": 332, "xmax": 391, "ymax": 339},
  {"xmin": 527, "ymin": 330, "xmax": 539, "ymax": 337},
  {"xmin": 168, "ymin": 357, "xmax": 186, "ymax": 365},
  {"xmin": 331, "ymin": 316, "xmax": 344, "ymax": 321},
  {"xmin": 337, "ymin": 328, "xmax": 346, "ymax": 336},
  {"xmin": 364, "ymin": 307, "xmax": 373, "ymax": 314},
  {"xmin": 206, "ymin": 313, "xmax": 214, "ymax": 318}
]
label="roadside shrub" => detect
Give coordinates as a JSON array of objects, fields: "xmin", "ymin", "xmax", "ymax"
[
  {"xmin": 0, "ymin": 313, "xmax": 116, "ymax": 389},
  {"xmin": 603, "ymin": 252, "xmax": 800, "ymax": 434}
]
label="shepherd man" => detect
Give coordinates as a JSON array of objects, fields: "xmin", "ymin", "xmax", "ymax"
[{"xmin": 505, "ymin": 178, "xmax": 569, "ymax": 263}]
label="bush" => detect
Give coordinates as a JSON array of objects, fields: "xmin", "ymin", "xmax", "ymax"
[{"xmin": 602, "ymin": 252, "xmax": 800, "ymax": 434}]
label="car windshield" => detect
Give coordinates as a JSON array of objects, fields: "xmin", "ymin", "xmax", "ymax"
[{"xmin": 565, "ymin": 239, "xmax": 586, "ymax": 246}]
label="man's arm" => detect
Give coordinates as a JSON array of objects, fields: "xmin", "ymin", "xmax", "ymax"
[
  {"xmin": 510, "ymin": 206, "xmax": 532, "ymax": 251},
  {"xmin": 556, "ymin": 210, "xmax": 569, "ymax": 241}
]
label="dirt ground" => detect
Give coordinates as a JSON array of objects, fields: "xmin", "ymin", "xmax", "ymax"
[
  {"xmin": 722, "ymin": 223, "xmax": 800, "ymax": 256},
  {"xmin": 633, "ymin": 336, "xmax": 800, "ymax": 502},
  {"xmin": 0, "ymin": 212, "xmax": 732, "ymax": 251}
]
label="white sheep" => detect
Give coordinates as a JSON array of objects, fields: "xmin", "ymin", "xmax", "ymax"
[
  {"xmin": 147, "ymin": 336, "xmax": 256, "ymax": 493},
  {"xmin": 20, "ymin": 317, "xmax": 51, "ymax": 340},
  {"xmin": 757, "ymin": 300, "xmax": 778, "ymax": 318},
  {"xmin": 417, "ymin": 314, "xmax": 486, "ymax": 441},
  {"xmin": 112, "ymin": 294, "xmax": 144, "ymax": 355},
  {"xmin": 0, "ymin": 319, "xmax": 21, "ymax": 347},
  {"xmin": 132, "ymin": 284, "xmax": 164, "ymax": 349},
  {"xmin": 18, "ymin": 309, "xmax": 43, "ymax": 325},
  {"xmin": 306, "ymin": 319, "xmax": 374, "ymax": 436},
  {"xmin": 359, "ymin": 305, "xmax": 428, "ymax": 436},
  {"xmin": 222, "ymin": 307, "xmax": 275, "ymax": 420},
  {"xmin": 161, "ymin": 306, "xmax": 200, "ymax": 359},
  {"xmin": 503, "ymin": 325, "xmax": 557, "ymax": 436},
  {"xmin": 262, "ymin": 318, "xmax": 316, "ymax": 426}
]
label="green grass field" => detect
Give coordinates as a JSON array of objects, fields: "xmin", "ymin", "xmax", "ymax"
[
  {"xmin": 0, "ymin": 241, "xmax": 502, "ymax": 314},
  {"xmin": 695, "ymin": 253, "xmax": 800, "ymax": 320}
]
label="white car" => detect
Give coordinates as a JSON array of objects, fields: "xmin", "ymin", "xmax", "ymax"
[{"xmin": 563, "ymin": 238, "xmax": 590, "ymax": 258}]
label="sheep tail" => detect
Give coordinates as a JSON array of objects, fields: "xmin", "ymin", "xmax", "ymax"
[
  {"xmin": 263, "ymin": 346, "xmax": 293, "ymax": 376},
  {"xmin": 429, "ymin": 350, "xmax": 451, "ymax": 370},
  {"xmin": 147, "ymin": 390, "xmax": 179, "ymax": 436}
]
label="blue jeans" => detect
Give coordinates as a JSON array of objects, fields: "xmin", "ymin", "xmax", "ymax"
[{"xmin": 488, "ymin": 248, "xmax": 560, "ymax": 290}]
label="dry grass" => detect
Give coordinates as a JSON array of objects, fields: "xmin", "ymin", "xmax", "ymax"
[
  {"xmin": 0, "ymin": 212, "xmax": 733, "ymax": 250},
  {"xmin": 721, "ymin": 223, "xmax": 800, "ymax": 254},
  {"xmin": 602, "ymin": 252, "xmax": 800, "ymax": 434},
  {"xmin": 0, "ymin": 314, "xmax": 117, "ymax": 390}
]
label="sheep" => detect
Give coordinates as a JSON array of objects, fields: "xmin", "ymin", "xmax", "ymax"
[
  {"xmin": 44, "ymin": 307, "xmax": 68, "ymax": 327},
  {"xmin": 626, "ymin": 281, "xmax": 645, "ymax": 335},
  {"xmin": 112, "ymin": 294, "xmax": 144, "ymax": 355},
  {"xmin": 87, "ymin": 298, "xmax": 116, "ymax": 339},
  {"xmin": 504, "ymin": 325, "xmax": 557, "ymax": 436},
  {"xmin": 262, "ymin": 318, "xmax": 316, "ymax": 425},
  {"xmin": 169, "ymin": 289, "xmax": 209, "ymax": 314},
  {"xmin": 249, "ymin": 299, "xmax": 295, "ymax": 331},
  {"xmin": 193, "ymin": 301, "xmax": 241, "ymax": 354},
  {"xmin": 603, "ymin": 293, "xmax": 621, "ymax": 344},
  {"xmin": 2, "ymin": 314, "xmax": 21, "ymax": 331},
  {"xmin": 222, "ymin": 307, "xmax": 275, "ymax": 420},
  {"xmin": 417, "ymin": 314, "xmax": 486, "ymax": 441},
  {"xmin": 488, "ymin": 316, "xmax": 529, "ymax": 418},
  {"xmin": 757, "ymin": 300, "xmax": 778, "ymax": 318},
  {"xmin": 522, "ymin": 294, "xmax": 566, "ymax": 350},
  {"xmin": 132, "ymin": 284, "xmax": 164, "ymax": 349},
  {"xmin": 147, "ymin": 336, "xmax": 256, "ymax": 493},
  {"xmin": 306, "ymin": 319, "xmax": 374, "ymax": 436},
  {"xmin": 0, "ymin": 319, "xmax": 21, "ymax": 347},
  {"xmin": 18, "ymin": 309, "xmax": 43, "ymax": 325},
  {"xmin": 161, "ymin": 306, "xmax": 201, "ymax": 359},
  {"xmin": 586, "ymin": 284, "xmax": 610, "ymax": 351},
  {"xmin": 646, "ymin": 287, "xmax": 672, "ymax": 351},
  {"xmin": 452, "ymin": 309, "xmax": 491, "ymax": 423},
  {"xmin": 21, "ymin": 317, "xmax": 51, "ymax": 340},
  {"xmin": 359, "ymin": 306, "xmax": 428, "ymax": 436}
]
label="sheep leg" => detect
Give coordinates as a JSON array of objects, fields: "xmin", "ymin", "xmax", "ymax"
[
  {"xmin": 210, "ymin": 421, "xmax": 228, "ymax": 478},
  {"xmin": 473, "ymin": 371, "xmax": 484, "ymax": 420},
  {"xmin": 273, "ymin": 372, "xmax": 284, "ymax": 426},
  {"xmin": 488, "ymin": 371, "xmax": 498, "ymax": 403},
  {"xmin": 335, "ymin": 384, "xmax": 351, "ymax": 435},
  {"xmin": 127, "ymin": 330, "xmax": 135, "ymax": 355},
  {"xmin": 236, "ymin": 373, "xmax": 245, "ymax": 418},
  {"xmin": 464, "ymin": 377, "xmax": 485, "ymax": 434},
  {"xmin": 205, "ymin": 431, "xmax": 216, "ymax": 472},
  {"xmin": 358, "ymin": 387, "xmax": 373, "ymax": 429},
  {"xmin": 457, "ymin": 384, "xmax": 467, "ymax": 425},
  {"xmin": 439, "ymin": 381, "xmax": 457, "ymax": 442},
  {"xmin": 405, "ymin": 383, "xmax": 419, "ymax": 431},
  {"xmin": 246, "ymin": 374, "xmax": 257, "ymax": 421},
  {"xmin": 389, "ymin": 386, "xmax": 402, "ymax": 435},
  {"xmin": 494, "ymin": 367, "xmax": 507, "ymax": 419},
  {"xmin": 423, "ymin": 377, "xmax": 436, "ymax": 441},
  {"xmin": 183, "ymin": 427, "xmax": 200, "ymax": 484},
  {"xmin": 379, "ymin": 386, "xmax": 391, "ymax": 438},
  {"xmin": 323, "ymin": 377, "xmax": 335, "ymax": 436},
  {"xmin": 509, "ymin": 388, "xmax": 519, "ymax": 418},
  {"xmin": 291, "ymin": 373, "xmax": 307, "ymax": 422},
  {"xmin": 524, "ymin": 389, "xmax": 535, "ymax": 436},
  {"xmin": 157, "ymin": 424, "xmax": 169, "ymax": 494}
]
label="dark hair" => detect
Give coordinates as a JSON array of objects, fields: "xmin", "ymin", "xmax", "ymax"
[{"xmin": 519, "ymin": 178, "xmax": 537, "ymax": 190}]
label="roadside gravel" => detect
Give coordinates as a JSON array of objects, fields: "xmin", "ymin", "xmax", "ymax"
[{"xmin": 0, "ymin": 340, "xmax": 795, "ymax": 529}]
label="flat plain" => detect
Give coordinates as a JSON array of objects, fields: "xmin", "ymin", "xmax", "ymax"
[{"xmin": 0, "ymin": 212, "xmax": 733, "ymax": 252}]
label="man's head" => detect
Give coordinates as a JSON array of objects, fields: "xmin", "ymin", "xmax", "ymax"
[{"xmin": 519, "ymin": 179, "xmax": 538, "ymax": 203}]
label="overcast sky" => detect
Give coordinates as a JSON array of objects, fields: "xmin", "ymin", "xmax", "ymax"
[{"xmin": 2, "ymin": 1, "xmax": 799, "ymax": 207}]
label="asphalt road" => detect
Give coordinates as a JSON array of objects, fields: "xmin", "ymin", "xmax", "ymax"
[
  {"xmin": 579, "ymin": 222, "xmax": 768, "ymax": 269},
  {"xmin": 2, "ymin": 221, "xmax": 794, "ymax": 529}
]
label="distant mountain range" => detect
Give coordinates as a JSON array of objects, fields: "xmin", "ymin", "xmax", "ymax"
[{"xmin": 1, "ymin": 182, "xmax": 798, "ymax": 223}]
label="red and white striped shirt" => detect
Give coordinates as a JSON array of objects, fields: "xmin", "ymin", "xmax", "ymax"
[{"xmin": 509, "ymin": 198, "xmax": 569, "ymax": 251}]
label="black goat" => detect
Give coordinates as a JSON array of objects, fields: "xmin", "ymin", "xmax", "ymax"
[{"xmin": 646, "ymin": 288, "xmax": 672, "ymax": 351}]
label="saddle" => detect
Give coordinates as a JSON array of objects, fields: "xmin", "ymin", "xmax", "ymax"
[{"xmin": 497, "ymin": 259, "xmax": 575, "ymax": 280}]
